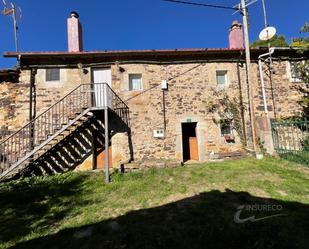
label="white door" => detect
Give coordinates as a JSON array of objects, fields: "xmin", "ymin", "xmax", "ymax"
[{"xmin": 92, "ymin": 68, "xmax": 112, "ymax": 108}]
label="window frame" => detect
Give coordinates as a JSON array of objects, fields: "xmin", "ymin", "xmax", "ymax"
[
  {"xmin": 216, "ymin": 70, "xmax": 229, "ymax": 88},
  {"xmin": 220, "ymin": 121, "xmax": 233, "ymax": 137},
  {"xmin": 128, "ymin": 73, "xmax": 143, "ymax": 91},
  {"xmin": 45, "ymin": 68, "xmax": 60, "ymax": 82}
]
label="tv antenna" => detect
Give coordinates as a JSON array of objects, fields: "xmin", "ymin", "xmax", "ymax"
[
  {"xmin": 257, "ymin": 0, "xmax": 277, "ymax": 118},
  {"xmin": 2, "ymin": 0, "xmax": 22, "ymax": 52},
  {"xmin": 261, "ymin": 0, "xmax": 268, "ymax": 28}
]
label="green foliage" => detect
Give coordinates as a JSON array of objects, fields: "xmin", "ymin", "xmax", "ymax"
[
  {"xmin": 257, "ymin": 137, "xmax": 267, "ymax": 155},
  {"xmin": 206, "ymin": 89, "xmax": 246, "ymax": 145},
  {"xmin": 291, "ymin": 23, "xmax": 309, "ymax": 118},
  {"xmin": 301, "ymin": 136, "xmax": 309, "ymax": 151},
  {"xmin": 250, "ymin": 35, "xmax": 289, "ymax": 48},
  {"xmin": 301, "ymin": 22, "xmax": 309, "ymax": 33},
  {"xmin": 291, "ymin": 38, "xmax": 309, "ymax": 49},
  {"xmin": 291, "ymin": 22, "xmax": 309, "ymax": 49}
]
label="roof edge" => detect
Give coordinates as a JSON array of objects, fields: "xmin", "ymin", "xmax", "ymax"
[{"xmin": 4, "ymin": 48, "xmax": 251, "ymax": 58}]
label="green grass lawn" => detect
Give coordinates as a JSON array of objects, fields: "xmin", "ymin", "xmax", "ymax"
[{"xmin": 1, "ymin": 157, "xmax": 309, "ymax": 249}]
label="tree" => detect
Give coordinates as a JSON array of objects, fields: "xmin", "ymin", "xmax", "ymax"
[
  {"xmin": 250, "ymin": 35, "xmax": 289, "ymax": 48},
  {"xmin": 291, "ymin": 23, "xmax": 309, "ymax": 49}
]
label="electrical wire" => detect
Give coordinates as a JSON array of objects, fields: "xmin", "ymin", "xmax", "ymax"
[
  {"xmin": 124, "ymin": 63, "xmax": 203, "ymax": 102},
  {"xmin": 162, "ymin": 0, "xmax": 238, "ymax": 11}
]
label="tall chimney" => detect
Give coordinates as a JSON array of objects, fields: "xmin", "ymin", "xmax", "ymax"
[
  {"xmin": 229, "ymin": 20, "xmax": 244, "ymax": 49},
  {"xmin": 67, "ymin": 11, "xmax": 83, "ymax": 52}
]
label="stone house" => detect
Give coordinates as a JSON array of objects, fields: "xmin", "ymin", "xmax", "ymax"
[{"xmin": 0, "ymin": 12, "xmax": 308, "ymax": 179}]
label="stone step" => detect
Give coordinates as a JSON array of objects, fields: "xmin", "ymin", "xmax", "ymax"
[
  {"xmin": 121, "ymin": 160, "xmax": 181, "ymax": 172},
  {"xmin": 119, "ymin": 162, "xmax": 141, "ymax": 173},
  {"xmin": 217, "ymin": 152, "xmax": 246, "ymax": 159}
]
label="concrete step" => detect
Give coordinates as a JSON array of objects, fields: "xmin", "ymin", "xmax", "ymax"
[
  {"xmin": 121, "ymin": 160, "xmax": 181, "ymax": 172},
  {"xmin": 120, "ymin": 162, "xmax": 141, "ymax": 172}
]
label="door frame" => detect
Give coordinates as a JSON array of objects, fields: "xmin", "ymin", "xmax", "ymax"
[
  {"xmin": 91, "ymin": 67, "xmax": 112, "ymax": 86},
  {"xmin": 181, "ymin": 122, "xmax": 198, "ymax": 162}
]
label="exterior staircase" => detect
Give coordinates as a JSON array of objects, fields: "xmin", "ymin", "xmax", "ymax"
[{"xmin": 0, "ymin": 83, "xmax": 129, "ymax": 181}]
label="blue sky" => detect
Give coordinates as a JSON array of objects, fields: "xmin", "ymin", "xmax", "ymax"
[{"xmin": 0, "ymin": 0, "xmax": 308, "ymax": 68}]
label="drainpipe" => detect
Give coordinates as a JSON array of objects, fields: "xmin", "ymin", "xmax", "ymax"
[
  {"xmin": 258, "ymin": 47, "xmax": 275, "ymax": 116},
  {"xmin": 258, "ymin": 47, "xmax": 291, "ymax": 116}
]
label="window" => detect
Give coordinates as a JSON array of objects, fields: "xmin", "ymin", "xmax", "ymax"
[
  {"xmin": 129, "ymin": 74, "xmax": 142, "ymax": 91},
  {"xmin": 216, "ymin": 70, "xmax": 228, "ymax": 87},
  {"xmin": 288, "ymin": 61, "xmax": 302, "ymax": 82},
  {"xmin": 220, "ymin": 121, "xmax": 232, "ymax": 136},
  {"xmin": 220, "ymin": 121, "xmax": 235, "ymax": 143},
  {"xmin": 46, "ymin": 68, "xmax": 60, "ymax": 82}
]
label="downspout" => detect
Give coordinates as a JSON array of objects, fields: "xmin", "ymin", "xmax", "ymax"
[
  {"xmin": 237, "ymin": 51, "xmax": 247, "ymax": 145},
  {"xmin": 29, "ymin": 68, "xmax": 37, "ymax": 161},
  {"xmin": 258, "ymin": 47, "xmax": 291, "ymax": 116},
  {"xmin": 258, "ymin": 47, "xmax": 275, "ymax": 116}
]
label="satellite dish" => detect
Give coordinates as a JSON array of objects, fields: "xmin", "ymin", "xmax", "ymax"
[{"xmin": 259, "ymin": 26, "xmax": 277, "ymax": 41}]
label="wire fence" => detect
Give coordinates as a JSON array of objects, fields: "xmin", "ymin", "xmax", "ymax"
[{"xmin": 271, "ymin": 119, "xmax": 309, "ymax": 166}]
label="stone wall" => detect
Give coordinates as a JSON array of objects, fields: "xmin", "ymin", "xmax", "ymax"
[
  {"xmin": 112, "ymin": 62, "xmax": 246, "ymax": 162},
  {"xmin": 273, "ymin": 124, "xmax": 308, "ymax": 151},
  {"xmin": 0, "ymin": 81, "xmax": 30, "ymax": 140},
  {"xmin": 0, "ymin": 59, "xmax": 305, "ymax": 166},
  {"xmin": 252, "ymin": 60, "xmax": 304, "ymax": 118},
  {"xmin": 0, "ymin": 68, "xmax": 91, "ymax": 140}
]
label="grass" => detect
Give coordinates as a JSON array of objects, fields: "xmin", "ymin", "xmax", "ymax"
[
  {"xmin": 0, "ymin": 157, "xmax": 309, "ymax": 249},
  {"xmin": 279, "ymin": 150, "xmax": 309, "ymax": 165}
]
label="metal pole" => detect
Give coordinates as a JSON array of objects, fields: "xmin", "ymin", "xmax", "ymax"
[
  {"xmin": 241, "ymin": 0, "xmax": 258, "ymax": 154},
  {"xmin": 11, "ymin": 3, "xmax": 19, "ymax": 52},
  {"xmin": 104, "ymin": 87, "xmax": 110, "ymax": 183},
  {"xmin": 261, "ymin": 0, "xmax": 268, "ymax": 28},
  {"xmin": 236, "ymin": 56, "xmax": 247, "ymax": 145},
  {"xmin": 163, "ymin": 90, "xmax": 167, "ymax": 131},
  {"xmin": 258, "ymin": 59, "xmax": 268, "ymax": 115}
]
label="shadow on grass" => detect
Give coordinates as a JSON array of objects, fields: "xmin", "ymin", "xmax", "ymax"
[
  {"xmin": 9, "ymin": 188, "xmax": 309, "ymax": 249},
  {"xmin": 0, "ymin": 173, "xmax": 91, "ymax": 245}
]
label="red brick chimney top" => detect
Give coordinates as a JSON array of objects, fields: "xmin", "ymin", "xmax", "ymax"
[
  {"xmin": 229, "ymin": 20, "xmax": 244, "ymax": 49},
  {"xmin": 67, "ymin": 11, "xmax": 83, "ymax": 52}
]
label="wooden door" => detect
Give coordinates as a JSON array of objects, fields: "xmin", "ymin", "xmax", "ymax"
[
  {"xmin": 189, "ymin": 137, "xmax": 199, "ymax": 160},
  {"xmin": 96, "ymin": 146, "xmax": 112, "ymax": 169}
]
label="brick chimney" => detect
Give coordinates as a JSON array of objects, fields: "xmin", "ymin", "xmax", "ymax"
[
  {"xmin": 67, "ymin": 11, "xmax": 83, "ymax": 52},
  {"xmin": 229, "ymin": 20, "xmax": 244, "ymax": 49}
]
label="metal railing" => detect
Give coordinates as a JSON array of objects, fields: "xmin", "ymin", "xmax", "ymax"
[
  {"xmin": 271, "ymin": 119, "xmax": 309, "ymax": 165},
  {"xmin": 0, "ymin": 83, "xmax": 129, "ymax": 175}
]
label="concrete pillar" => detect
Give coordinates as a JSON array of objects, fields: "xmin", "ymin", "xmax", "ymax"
[{"xmin": 256, "ymin": 116, "xmax": 275, "ymax": 155}]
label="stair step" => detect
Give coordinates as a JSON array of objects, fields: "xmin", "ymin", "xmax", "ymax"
[
  {"xmin": 124, "ymin": 162, "xmax": 140, "ymax": 168},
  {"xmin": 120, "ymin": 162, "xmax": 141, "ymax": 173},
  {"xmin": 0, "ymin": 83, "xmax": 130, "ymax": 181}
]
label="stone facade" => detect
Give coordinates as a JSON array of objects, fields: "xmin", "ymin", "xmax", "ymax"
[
  {"xmin": 252, "ymin": 60, "xmax": 304, "ymax": 118},
  {"xmin": 0, "ymin": 56, "xmax": 306, "ymax": 168},
  {"xmin": 0, "ymin": 68, "xmax": 90, "ymax": 139},
  {"xmin": 112, "ymin": 62, "xmax": 246, "ymax": 162},
  {"xmin": 0, "ymin": 81, "xmax": 30, "ymax": 140}
]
